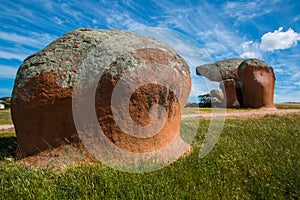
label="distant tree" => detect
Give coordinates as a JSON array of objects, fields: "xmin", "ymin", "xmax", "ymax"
[
  {"xmin": 198, "ymin": 93, "xmax": 211, "ymax": 107},
  {"xmin": 0, "ymin": 96, "xmax": 11, "ymax": 109}
]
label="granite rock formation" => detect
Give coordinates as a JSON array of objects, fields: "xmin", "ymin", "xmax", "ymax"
[
  {"xmin": 209, "ymin": 89, "xmax": 224, "ymax": 107},
  {"xmin": 196, "ymin": 58, "xmax": 275, "ymax": 108},
  {"xmin": 196, "ymin": 58, "xmax": 244, "ymax": 82},
  {"xmin": 11, "ymin": 28, "xmax": 191, "ymax": 156},
  {"xmin": 238, "ymin": 59, "xmax": 275, "ymax": 108},
  {"xmin": 210, "ymin": 89, "xmax": 223, "ymax": 101}
]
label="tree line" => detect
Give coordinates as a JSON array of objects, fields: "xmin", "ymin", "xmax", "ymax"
[{"xmin": 0, "ymin": 96, "xmax": 11, "ymax": 109}]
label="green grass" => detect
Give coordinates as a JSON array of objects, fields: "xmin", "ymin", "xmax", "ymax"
[
  {"xmin": 276, "ymin": 103, "xmax": 300, "ymax": 109},
  {"xmin": 0, "ymin": 115, "xmax": 299, "ymax": 199},
  {"xmin": 0, "ymin": 109, "xmax": 13, "ymax": 125}
]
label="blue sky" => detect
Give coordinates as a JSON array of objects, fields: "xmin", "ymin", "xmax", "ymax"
[{"xmin": 0, "ymin": 0, "xmax": 300, "ymax": 102}]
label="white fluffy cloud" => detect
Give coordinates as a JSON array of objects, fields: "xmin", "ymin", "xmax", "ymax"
[
  {"xmin": 260, "ymin": 27, "xmax": 300, "ymax": 51},
  {"xmin": 239, "ymin": 41, "xmax": 262, "ymax": 59}
]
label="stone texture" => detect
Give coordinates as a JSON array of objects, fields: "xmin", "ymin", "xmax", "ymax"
[
  {"xmin": 196, "ymin": 58, "xmax": 275, "ymax": 109},
  {"xmin": 210, "ymin": 89, "xmax": 224, "ymax": 107},
  {"xmin": 210, "ymin": 89, "xmax": 223, "ymax": 101},
  {"xmin": 11, "ymin": 28, "xmax": 191, "ymax": 156},
  {"xmin": 196, "ymin": 58, "xmax": 245, "ymax": 82},
  {"xmin": 238, "ymin": 59, "xmax": 275, "ymax": 108},
  {"xmin": 220, "ymin": 79, "xmax": 240, "ymax": 108}
]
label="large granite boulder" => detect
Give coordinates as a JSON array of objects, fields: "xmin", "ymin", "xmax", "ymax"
[
  {"xmin": 11, "ymin": 28, "xmax": 191, "ymax": 156},
  {"xmin": 196, "ymin": 58, "xmax": 245, "ymax": 82},
  {"xmin": 210, "ymin": 89, "xmax": 223, "ymax": 101},
  {"xmin": 209, "ymin": 89, "xmax": 224, "ymax": 107},
  {"xmin": 238, "ymin": 59, "xmax": 275, "ymax": 108},
  {"xmin": 196, "ymin": 58, "xmax": 275, "ymax": 109}
]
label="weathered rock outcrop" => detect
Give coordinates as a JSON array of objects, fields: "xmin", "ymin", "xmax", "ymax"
[
  {"xmin": 196, "ymin": 58, "xmax": 244, "ymax": 82},
  {"xmin": 209, "ymin": 89, "xmax": 224, "ymax": 107},
  {"xmin": 238, "ymin": 59, "xmax": 275, "ymax": 108},
  {"xmin": 210, "ymin": 89, "xmax": 223, "ymax": 101},
  {"xmin": 196, "ymin": 58, "xmax": 275, "ymax": 108},
  {"xmin": 11, "ymin": 28, "xmax": 191, "ymax": 156}
]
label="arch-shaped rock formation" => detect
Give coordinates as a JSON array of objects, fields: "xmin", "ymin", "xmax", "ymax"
[{"xmin": 196, "ymin": 58, "xmax": 275, "ymax": 108}]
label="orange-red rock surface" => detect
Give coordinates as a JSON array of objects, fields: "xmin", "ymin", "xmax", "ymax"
[
  {"xmin": 11, "ymin": 28, "xmax": 191, "ymax": 156},
  {"xmin": 196, "ymin": 58, "xmax": 276, "ymax": 109},
  {"xmin": 238, "ymin": 59, "xmax": 276, "ymax": 108}
]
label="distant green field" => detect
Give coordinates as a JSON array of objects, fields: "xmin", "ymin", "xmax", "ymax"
[
  {"xmin": 275, "ymin": 102, "xmax": 300, "ymax": 109},
  {"xmin": 0, "ymin": 114, "xmax": 299, "ymax": 199},
  {"xmin": 0, "ymin": 109, "xmax": 12, "ymax": 125}
]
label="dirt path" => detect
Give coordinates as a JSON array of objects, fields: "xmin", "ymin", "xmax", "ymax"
[
  {"xmin": 0, "ymin": 124, "xmax": 14, "ymax": 133},
  {"xmin": 1, "ymin": 109, "xmax": 299, "ymax": 132},
  {"xmin": 181, "ymin": 109, "xmax": 300, "ymax": 120}
]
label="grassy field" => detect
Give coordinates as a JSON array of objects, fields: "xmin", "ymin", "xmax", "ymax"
[
  {"xmin": 0, "ymin": 109, "xmax": 12, "ymax": 125},
  {"xmin": 0, "ymin": 114, "xmax": 299, "ymax": 199},
  {"xmin": 275, "ymin": 102, "xmax": 300, "ymax": 109}
]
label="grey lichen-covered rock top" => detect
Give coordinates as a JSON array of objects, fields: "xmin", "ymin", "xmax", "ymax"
[
  {"xmin": 196, "ymin": 58, "xmax": 245, "ymax": 81},
  {"xmin": 13, "ymin": 28, "xmax": 190, "ymax": 102}
]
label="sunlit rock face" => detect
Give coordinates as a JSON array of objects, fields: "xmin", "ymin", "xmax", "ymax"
[
  {"xmin": 196, "ymin": 58, "xmax": 275, "ymax": 109},
  {"xmin": 238, "ymin": 59, "xmax": 276, "ymax": 108},
  {"xmin": 11, "ymin": 28, "xmax": 191, "ymax": 156}
]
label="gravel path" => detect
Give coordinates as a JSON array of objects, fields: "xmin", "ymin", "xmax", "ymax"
[
  {"xmin": 0, "ymin": 124, "xmax": 15, "ymax": 133},
  {"xmin": 1, "ymin": 109, "xmax": 299, "ymax": 132},
  {"xmin": 181, "ymin": 109, "xmax": 300, "ymax": 120}
]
